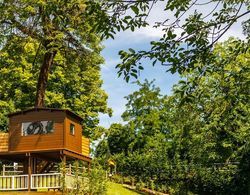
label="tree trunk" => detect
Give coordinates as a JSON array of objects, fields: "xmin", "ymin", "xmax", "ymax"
[{"xmin": 35, "ymin": 51, "xmax": 56, "ymax": 107}]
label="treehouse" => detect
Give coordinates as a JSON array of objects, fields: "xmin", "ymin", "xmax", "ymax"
[{"xmin": 0, "ymin": 108, "xmax": 91, "ymax": 191}]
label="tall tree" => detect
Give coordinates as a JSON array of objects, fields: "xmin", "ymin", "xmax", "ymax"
[
  {"xmin": 172, "ymin": 38, "xmax": 250, "ymax": 194},
  {"xmin": 0, "ymin": 0, "xmax": 103, "ymax": 107},
  {"xmin": 0, "ymin": 36, "xmax": 112, "ymax": 135},
  {"xmin": 1, "ymin": 0, "xmax": 248, "ymax": 109},
  {"xmin": 96, "ymin": 38, "xmax": 250, "ymax": 194}
]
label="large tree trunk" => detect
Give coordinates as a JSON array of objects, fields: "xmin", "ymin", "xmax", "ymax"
[{"xmin": 35, "ymin": 51, "xmax": 56, "ymax": 107}]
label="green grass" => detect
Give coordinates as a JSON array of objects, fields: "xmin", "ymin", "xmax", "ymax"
[{"xmin": 107, "ymin": 182, "xmax": 142, "ymax": 195}]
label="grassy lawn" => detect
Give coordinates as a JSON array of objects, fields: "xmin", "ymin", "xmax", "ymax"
[{"xmin": 107, "ymin": 182, "xmax": 142, "ymax": 195}]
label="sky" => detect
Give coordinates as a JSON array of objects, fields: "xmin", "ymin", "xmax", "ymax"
[
  {"xmin": 99, "ymin": 32, "xmax": 180, "ymax": 128},
  {"xmin": 98, "ymin": 1, "xmax": 248, "ymax": 128}
]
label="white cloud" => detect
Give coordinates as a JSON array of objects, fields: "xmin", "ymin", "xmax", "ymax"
[
  {"xmin": 102, "ymin": 58, "xmax": 121, "ymax": 70},
  {"xmin": 131, "ymin": 26, "xmax": 164, "ymax": 38}
]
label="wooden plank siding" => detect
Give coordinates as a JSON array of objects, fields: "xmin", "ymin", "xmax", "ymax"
[
  {"xmin": 8, "ymin": 111, "xmax": 65, "ymax": 152},
  {"xmin": 82, "ymin": 137, "xmax": 90, "ymax": 157},
  {"xmin": 64, "ymin": 115, "xmax": 82, "ymax": 154},
  {"xmin": 1, "ymin": 108, "xmax": 90, "ymax": 160},
  {"xmin": 0, "ymin": 133, "xmax": 8, "ymax": 152}
]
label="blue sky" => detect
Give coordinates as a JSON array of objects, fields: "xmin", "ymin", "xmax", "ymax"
[
  {"xmin": 99, "ymin": 31, "xmax": 180, "ymax": 128},
  {"xmin": 98, "ymin": 2, "xmax": 247, "ymax": 128}
]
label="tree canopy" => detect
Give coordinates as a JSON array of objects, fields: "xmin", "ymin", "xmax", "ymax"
[
  {"xmin": 1, "ymin": 0, "xmax": 248, "ymax": 110},
  {"xmin": 0, "ymin": 1, "xmax": 112, "ymax": 135},
  {"xmin": 89, "ymin": 0, "xmax": 250, "ymax": 85},
  {"xmin": 0, "ymin": 0, "xmax": 105, "ymax": 107},
  {"xmin": 96, "ymin": 38, "xmax": 250, "ymax": 194}
]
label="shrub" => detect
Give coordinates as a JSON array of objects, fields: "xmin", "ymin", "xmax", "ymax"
[
  {"xmin": 112, "ymin": 174, "xmax": 123, "ymax": 184},
  {"xmin": 60, "ymin": 161, "xmax": 107, "ymax": 195},
  {"xmin": 123, "ymin": 176, "xmax": 131, "ymax": 185},
  {"xmin": 135, "ymin": 180, "xmax": 145, "ymax": 191},
  {"xmin": 88, "ymin": 164, "xmax": 107, "ymax": 195},
  {"xmin": 149, "ymin": 179, "xmax": 155, "ymax": 191}
]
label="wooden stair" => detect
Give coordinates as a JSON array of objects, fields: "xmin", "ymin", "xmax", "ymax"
[{"xmin": 37, "ymin": 160, "xmax": 55, "ymax": 173}]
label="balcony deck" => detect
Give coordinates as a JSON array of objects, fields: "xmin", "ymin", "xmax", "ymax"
[{"xmin": 0, "ymin": 133, "xmax": 90, "ymax": 159}]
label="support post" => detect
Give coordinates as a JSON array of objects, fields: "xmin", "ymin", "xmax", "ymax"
[
  {"xmin": 88, "ymin": 162, "xmax": 91, "ymax": 173},
  {"xmin": 2, "ymin": 164, "xmax": 5, "ymax": 176},
  {"xmin": 28, "ymin": 154, "xmax": 32, "ymax": 191},
  {"xmin": 69, "ymin": 163, "xmax": 71, "ymax": 175},
  {"xmin": 33, "ymin": 157, "xmax": 37, "ymax": 174},
  {"xmin": 75, "ymin": 160, "xmax": 79, "ymax": 192},
  {"xmin": 61, "ymin": 155, "xmax": 66, "ymax": 194}
]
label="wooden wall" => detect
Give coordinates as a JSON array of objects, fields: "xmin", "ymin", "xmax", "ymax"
[
  {"xmin": 7, "ymin": 110, "xmax": 90, "ymax": 158},
  {"xmin": 8, "ymin": 110, "xmax": 65, "ymax": 152},
  {"xmin": 64, "ymin": 115, "xmax": 82, "ymax": 154},
  {"xmin": 82, "ymin": 137, "xmax": 90, "ymax": 157},
  {"xmin": 0, "ymin": 133, "xmax": 8, "ymax": 152}
]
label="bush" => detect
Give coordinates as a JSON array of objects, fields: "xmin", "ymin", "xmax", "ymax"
[
  {"xmin": 149, "ymin": 179, "xmax": 155, "ymax": 191},
  {"xmin": 135, "ymin": 180, "xmax": 145, "ymax": 191},
  {"xmin": 123, "ymin": 176, "xmax": 131, "ymax": 185},
  {"xmin": 111, "ymin": 174, "xmax": 123, "ymax": 184},
  {"xmin": 88, "ymin": 164, "xmax": 107, "ymax": 195},
  {"xmin": 60, "ymin": 161, "xmax": 107, "ymax": 195},
  {"xmin": 159, "ymin": 185, "xmax": 167, "ymax": 193}
]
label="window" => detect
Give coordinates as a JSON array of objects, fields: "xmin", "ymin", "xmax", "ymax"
[
  {"xmin": 22, "ymin": 121, "xmax": 54, "ymax": 136},
  {"xmin": 70, "ymin": 123, "xmax": 75, "ymax": 135}
]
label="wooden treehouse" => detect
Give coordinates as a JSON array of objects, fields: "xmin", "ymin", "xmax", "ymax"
[{"xmin": 0, "ymin": 108, "xmax": 91, "ymax": 191}]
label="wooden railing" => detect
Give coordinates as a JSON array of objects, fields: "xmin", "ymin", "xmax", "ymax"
[
  {"xmin": 2, "ymin": 165, "xmax": 23, "ymax": 176},
  {"xmin": 65, "ymin": 174, "xmax": 89, "ymax": 190},
  {"xmin": 31, "ymin": 173, "xmax": 61, "ymax": 189},
  {"xmin": 65, "ymin": 174, "xmax": 76, "ymax": 189},
  {"xmin": 0, "ymin": 175, "xmax": 28, "ymax": 190},
  {"xmin": 66, "ymin": 164, "xmax": 87, "ymax": 175},
  {"xmin": 0, "ymin": 173, "xmax": 87, "ymax": 191}
]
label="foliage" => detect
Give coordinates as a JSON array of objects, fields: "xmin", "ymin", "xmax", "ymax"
[
  {"xmin": 111, "ymin": 174, "xmax": 124, "ymax": 184},
  {"xmin": 60, "ymin": 161, "xmax": 107, "ymax": 195},
  {"xmin": 94, "ymin": 0, "xmax": 249, "ymax": 79},
  {"xmin": 0, "ymin": 0, "xmax": 114, "ymax": 122},
  {"xmin": 86, "ymin": 0, "xmax": 250, "ymax": 106},
  {"xmin": 88, "ymin": 163, "xmax": 108, "ymax": 195},
  {"xmin": 0, "ymin": 33, "xmax": 111, "ymax": 137},
  {"xmin": 0, "ymin": 101, "xmax": 15, "ymax": 132},
  {"xmin": 96, "ymin": 38, "xmax": 250, "ymax": 194},
  {"xmin": 135, "ymin": 180, "xmax": 145, "ymax": 191}
]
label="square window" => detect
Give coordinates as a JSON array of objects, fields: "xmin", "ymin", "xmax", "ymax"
[{"xmin": 70, "ymin": 123, "xmax": 75, "ymax": 135}]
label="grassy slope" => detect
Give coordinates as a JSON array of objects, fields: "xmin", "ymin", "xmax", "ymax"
[
  {"xmin": 0, "ymin": 183, "xmax": 140, "ymax": 195},
  {"xmin": 107, "ymin": 182, "xmax": 141, "ymax": 195}
]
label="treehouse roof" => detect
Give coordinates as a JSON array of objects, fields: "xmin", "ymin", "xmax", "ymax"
[{"xmin": 8, "ymin": 107, "xmax": 83, "ymax": 122}]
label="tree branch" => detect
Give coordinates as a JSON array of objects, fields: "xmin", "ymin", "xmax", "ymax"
[{"xmin": 2, "ymin": 19, "xmax": 42, "ymax": 40}]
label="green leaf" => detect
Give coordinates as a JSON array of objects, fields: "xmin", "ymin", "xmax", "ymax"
[{"xmin": 131, "ymin": 6, "xmax": 139, "ymax": 15}]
